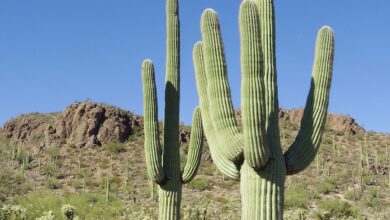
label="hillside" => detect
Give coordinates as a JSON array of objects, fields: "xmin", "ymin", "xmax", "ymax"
[{"xmin": 0, "ymin": 102, "xmax": 389, "ymax": 219}]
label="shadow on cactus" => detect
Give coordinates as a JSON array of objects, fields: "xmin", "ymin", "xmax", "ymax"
[{"xmin": 192, "ymin": 0, "xmax": 334, "ymax": 219}]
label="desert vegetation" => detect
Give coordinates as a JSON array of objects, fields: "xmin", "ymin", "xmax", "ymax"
[{"xmin": 0, "ymin": 104, "xmax": 389, "ymax": 219}]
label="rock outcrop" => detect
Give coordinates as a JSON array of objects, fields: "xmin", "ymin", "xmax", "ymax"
[
  {"xmin": 278, "ymin": 109, "xmax": 364, "ymax": 135},
  {"xmin": 235, "ymin": 108, "xmax": 364, "ymax": 135},
  {"xmin": 1, "ymin": 102, "xmax": 142, "ymax": 149}
]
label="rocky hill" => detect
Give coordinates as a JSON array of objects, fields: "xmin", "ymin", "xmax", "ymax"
[
  {"xmin": 1, "ymin": 102, "xmax": 363, "ymax": 151},
  {"xmin": 0, "ymin": 102, "xmax": 389, "ymax": 220},
  {"xmin": 1, "ymin": 102, "xmax": 143, "ymax": 150}
]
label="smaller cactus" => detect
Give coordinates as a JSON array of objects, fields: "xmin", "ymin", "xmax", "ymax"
[
  {"xmin": 78, "ymin": 152, "xmax": 82, "ymax": 171},
  {"xmin": 385, "ymin": 142, "xmax": 389, "ymax": 165},
  {"xmin": 358, "ymin": 165, "xmax": 364, "ymax": 190},
  {"xmin": 105, "ymin": 172, "xmax": 110, "ymax": 204},
  {"xmin": 11, "ymin": 144, "xmax": 16, "ymax": 160},
  {"xmin": 82, "ymin": 173, "xmax": 86, "ymax": 194},
  {"xmin": 0, "ymin": 205, "xmax": 28, "ymax": 220},
  {"xmin": 61, "ymin": 205, "xmax": 79, "ymax": 220},
  {"xmin": 388, "ymin": 169, "xmax": 390, "ymax": 188},
  {"xmin": 364, "ymin": 134, "xmax": 370, "ymax": 169},
  {"xmin": 360, "ymin": 144, "xmax": 364, "ymax": 168}
]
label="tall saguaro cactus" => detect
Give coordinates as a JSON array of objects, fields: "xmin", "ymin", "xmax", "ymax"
[
  {"xmin": 142, "ymin": 0, "xmax": 204, "ymax": 219},
  {"xmin": 193, "ymin": 0, "xmax": 334, "ymax": 219}
]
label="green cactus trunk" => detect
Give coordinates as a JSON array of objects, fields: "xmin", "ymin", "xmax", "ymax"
[
  {"xmin": 142, "ymin": 1, "xmax": 204, "ymax": 219},
  {"xmin": 159, "ymin": 0, "xmax": 182, "ymax": 217},
  {"xmin": 241, "ymin": 159, "xmax": 285, "ymax": 219},
  {"xmin": 193, "ymin": 0, "xmax": 334, "ymax": 219}
]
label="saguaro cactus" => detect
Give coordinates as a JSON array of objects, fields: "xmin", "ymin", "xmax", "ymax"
[
  {"xmin": 142, "ymin": 0, "xmax": 204, "ymax": 219},
  {"xmin": 193, "ymin": 0, "xmax": 334, "ymax": 219}
]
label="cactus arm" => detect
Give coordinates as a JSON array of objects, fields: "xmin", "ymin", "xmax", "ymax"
[
  {"xmin": 200, "ymin": 9, "xmax": 244, "ymax": 162},
  {"xmin": 253, "ymin": 0, "xmax": 282, "ymax": 151},
  {"xmin": 193, "ymin": 42, "xmax": 240, "ymax": 179},
  {"xmin": 182, "ymin": 107, "xmax": 204, "ymax": 183},
  {"xmin": 240, "ymin": 1, "xmax": 270, "ymax": 170},
  {"xmin": 284, "ymin": 27, "xmax": 335, "ymax": 175},
  {"xmin": 142, "ymin": 60, "xmax": 165, "ymax": 184}
]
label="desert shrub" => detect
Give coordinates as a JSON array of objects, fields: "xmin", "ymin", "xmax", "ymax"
[
  {"xmin": 219, "ymin": 179, "xmax": 237, "ymax": 190},
  {"xmin": 188, "ymin": 178, "xmax": 212, "ymax": 191},
  {"xmin": 72, "ymin": 179, "xmax": 84, "ymax": 190},
  {"xmin": 46, "ymin": 178, "xmax": 61, "ymax": 189},
  {"xmin": 215, "ymin": 196, "xmax": 229, "ymax": 205},
  {"xmin": 200, "ymin": 165, "xmax": 215, "ymax": 176},
  {"xmin": 41, "ymin": 164, "xmax": 59, "ymax": 177},
  {"xmin": 285, "ymin": 184, "xmax": 310, "ymax": 209},
  {"xmin": 104, "ymin": 142, "xmax": 125, "ymax": 154},
  {"xmin": 181, "ymin": 206, "xmax": 208, "ymax": 220},
  {"xmin": 318, "ymin": 199, "xmax": 359, "ymax": 219},
  {"xmin": 344, "ymin": 189, "xmax": 362, "ymax": 201},
  {"xmin": 283, "ymin": 209, "xmax": 307, "ymax": 220},
  {"xmin": 315, "ymin": 181, "xmax": 334, "ymax": 194},
  {"xmin": 46, "ymin": 147, "xmax": 60, "ymax": 158},
  {"xmin": 14, "ymin": 190, "xmax": 123, "ymax": 219},
  {"xmin": 98, "ymin": 158, "xmax": 110, "ymax": 169},
  {"xmin": 364, "ymin": 188, "xmax": 383, "ymax": 208},
  {"xmin": 0, "ymin": 170, "xmax": 29, "ymax": 202},
  {"xmin": 322, "ymin": 136, "xmax": 333, "ymax": 145}
]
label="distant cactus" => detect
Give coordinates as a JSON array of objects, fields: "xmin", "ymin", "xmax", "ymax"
[
  {"xmin": 78, "ymin": 152, "xmax": 82, "ymax": 171},
  {"xmin": 105, "ymin": 172, "xmax": 109, "ymax": 204},
  {"xmin": 193, "ymin": 0, "xmax": 334, "ymax": 218},
  {"xmin": 141, "ymin": 0, "xmax": 204, "ymax": 219}
]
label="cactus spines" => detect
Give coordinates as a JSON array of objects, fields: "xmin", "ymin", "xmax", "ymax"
[
  {"xmin": 142, "ymin": 1, "xmax": 204, "ymax": 218},
  {"xmin": 193, "ymin": 0, "xmax": 334, "ymax": 218}
]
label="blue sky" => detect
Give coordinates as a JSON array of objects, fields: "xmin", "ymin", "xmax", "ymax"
[{"xmin": 0, "ymin": 1, "xmax": 389, "ymax": 133}]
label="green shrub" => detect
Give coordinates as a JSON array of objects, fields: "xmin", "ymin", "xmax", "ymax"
[
  {"xmin": 318, "ymin": 199, "xmax": 359, "ymax": 218},
  {"xmin": 315, "ymin": 181, "xmax": 334, "ymax": 194},
  {"xmin": 285, "ymin": 184, "xmax": 310, "ymax": 209},
  {"xmin": 215, "ymin": 196, "xmax": 229, "ymax": 205},
  {"xmin": 0, "ymin": 170, "xmax": 29, "ymax": 202},
  {"xmin": 188, "ymin": 178, "xmax": 212, "ymax": 191},
  {"xmin": 364, "ymin": 188, "xmax": 383, "ymax": 208},
  {"xmin": 46, "ymin": 178, "xmax": 61, "ymax": 189},
  {"xmin": 104, "ymin": 142, "xmax": 125, "ymax": 154},
  {"xmin": 344, "ymin": 189, "xmax": 362, "ymax": 201},
  {"xmin": 41, "ymin": 165, "xmax": 59, "ymax": 177},
  {"xmin": 14, "ymin": 190, "xmax": 123, "ymax": 219},
  {"xmin": 46, "ymin": 147, "xmax": 60, "ymax": 158}
]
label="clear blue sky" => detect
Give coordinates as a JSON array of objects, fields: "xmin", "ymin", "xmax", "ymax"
[{"xmin": 0, "ymin": 1, "xmax": 389, "ymax": 133}]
